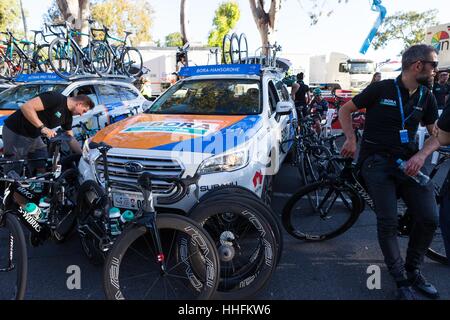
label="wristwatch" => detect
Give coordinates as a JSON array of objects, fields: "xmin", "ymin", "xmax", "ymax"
[{"xmin": 38, "ymin": 125, "xmax": 45, "ymax": 131}]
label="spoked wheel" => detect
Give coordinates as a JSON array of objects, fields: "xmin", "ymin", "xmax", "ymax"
[
  {"xmin": 222, "ymin": 34, "xmax": 231, "ymax": 64},
  {"xmin": 282, "ymin": 180, "xmax": 361, "ymax": 241},
  {"xmin": 0, "ymin": 213, "xmax": 27, "ymax": 300},
  {"xmin": 229, "ymin": 33, "xmax": 240, "ymax": 64},
  {"xmin": 238, "ymin": 33, "xmax": 248, "ymax": 64},
  {"xmin": 188, "ymin": 196, "xmax": 278, "ymax": 299},
  {"xmin": 90, "ymin": 41, "xmax": 113, "ymax": 75},
  {"xmin": 48, "ymin": 37, "xmax": 80, "ymax": 79},
  {"xmin": 33, "ymin": 44, "xmax": 51, "ymax": 73},
  {"xmin": 103, "ymin": 214, "xmax": 220, "ymax": 300},
  {"xmin": 121, "ymin": 47, "xmax": 143, "ymax": 77}
]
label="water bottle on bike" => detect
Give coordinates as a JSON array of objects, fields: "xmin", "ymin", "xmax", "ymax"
[{"xmin": 396, "ymin": 159, "xmax": 430, "ymax": 186}]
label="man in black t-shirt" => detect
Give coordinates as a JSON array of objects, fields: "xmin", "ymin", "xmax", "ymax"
[
  {"xmin": 433, "ymin": 71, "xmax": 449, "ymax": 110},
  {"xmin": 291, "ymin": 73, "xmax": 310, "ymax": 117},
  {"xmin": 3, "ymin": 91, "xmax": 94, "ymax": 177},
  {"xmin": 339, "ymin": 44, "xmax": 441, "ymax": 300}
]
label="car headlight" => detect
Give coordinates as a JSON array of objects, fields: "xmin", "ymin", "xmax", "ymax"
[
  {"xmin": 197, "ymin": 149, "xmax": 249, "ymax": 175},
  {"xmin": 82, "ymin": 139, "xmax": 90, "ymax": 161}
]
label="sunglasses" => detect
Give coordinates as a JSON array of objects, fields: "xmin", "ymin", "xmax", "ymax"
[{"xmin": 420, "ymin": 60, "xmax": 439, "ymax": 69}]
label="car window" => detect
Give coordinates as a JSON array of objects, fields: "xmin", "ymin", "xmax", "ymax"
[
  {"xmin": 147, "ymin": 79, "xmax": 261, "ymax": 115},
  {"xmin": 97, "ymin": 84, "xmax": 123, "ymax": 105},
  {"xmin": 268, "ymin": 81, "xmax": 280, "ymax": 113},
  {"xmin": 115, "ymin": 85, "xmax": 139, "ymax": 100},
  {"xmin": 69, "ymin": 85, "xmax": 99, "ymax": 105},
  {"xmin": 276, "ymin": 81, "xmax": 290, "ymax": 101},
  {"xmin": 0, "ymin": 84, "xmax": 67, "ymax": 110}
]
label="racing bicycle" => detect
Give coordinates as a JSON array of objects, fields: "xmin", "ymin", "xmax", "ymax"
[
  {"xmin": 80, "ymin": 141, "xmax": 220, "ymax": 300},
  {"xmin": 282, "ymin": 154, "xmax": 449, "ymax": 265}
]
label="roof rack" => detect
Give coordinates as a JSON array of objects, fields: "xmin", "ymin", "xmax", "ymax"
[{"xmin": 12, "ymin": 72, "xmax": 135, "ymax": 83}]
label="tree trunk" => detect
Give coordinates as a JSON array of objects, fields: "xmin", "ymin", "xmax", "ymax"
[
  {"xmin": 19, "ymin": 0, "xmax": 28, "ymax": 40},
  {"xmin": 249, "ymin": 0, "xmax": 281, "ymax": 57},
  {"xmin": 55, "ymin": 0, "xmax": 90, "ymax": 46},
  {"xmin": 180, "ymin": 0, "xmax": 188, "ymax": 44}
]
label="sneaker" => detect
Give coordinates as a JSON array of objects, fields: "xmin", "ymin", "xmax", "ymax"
[
  {"xmin": 407, "ymin": 270, "xmax": 440, "ymax": 299},
  {"xmin": 396, "ymin": 286, "xmax": 417, "ymax": 300}
]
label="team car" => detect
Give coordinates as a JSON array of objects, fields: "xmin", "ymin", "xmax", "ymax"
[
  {"xmin": 0, "ymin": 73, "xmax": 150, "ymax": 151},
  {"xmin": 79, "ymin": 64, "xmax": 297, "ymax": 212}
]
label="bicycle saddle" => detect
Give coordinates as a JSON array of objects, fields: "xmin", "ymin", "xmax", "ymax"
[{"xmin": 124, "ymin": 31, "xmax": 132, "ymax": 36}]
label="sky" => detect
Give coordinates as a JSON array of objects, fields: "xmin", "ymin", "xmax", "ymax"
[{"xmin": 22, "ymin": 0, "xmax": 450, "ymax": 64}]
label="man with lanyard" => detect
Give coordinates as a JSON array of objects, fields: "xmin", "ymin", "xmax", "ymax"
[
  {"xmin": 291, "ymin": 72, "xmax": 310, "ymax": 118},
  {"xmin": 433, "ymin": 71, "xmax": 449, "ymax": 111},
  {"xmin": 339, "ymin": 44, "xmax": 441, "ymax": 300},
  {"xmin": 3, "ymin": 91, "xmax": 94, "ymax": 194}
]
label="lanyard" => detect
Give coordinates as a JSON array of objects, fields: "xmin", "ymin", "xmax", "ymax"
[{"xmin": 394, "ymin": 79, "xmax": 423, "ymax": 129}]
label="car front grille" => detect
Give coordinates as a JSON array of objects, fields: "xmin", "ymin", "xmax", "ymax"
[{"xmin": 95, "ymin": 154, "xmax": 183, "ymax": 194}]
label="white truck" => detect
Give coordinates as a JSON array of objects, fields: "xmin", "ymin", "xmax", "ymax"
[
  {"xmin": 425, "ymin": 23, "xmax": 450, "ymax": 71},
  {"xmin": 309, "ymin": 52, "xmax": 376, "ymax": 91},
  {"xmin": 137, "ymin": 46, "xmax": 221, "ymax": 97}
]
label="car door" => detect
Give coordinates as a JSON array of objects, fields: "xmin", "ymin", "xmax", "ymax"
[
  {"xmin": 113, "ymin": 84, "xmax": 145, "ymax": 116},
  {"xmin": 96, "ymin": 84, "xmax": 130, "ymax": 127},
  {"xmin": 275, "ymin": 79, "xmax": 295, "ymax": 162},
  {"xmin": 67, "ymin": 84, "xmax": 103, "ymax": 131},
  {"xmin": 265, "ymin": 79, "xmax": 283, "ymax": 175}
]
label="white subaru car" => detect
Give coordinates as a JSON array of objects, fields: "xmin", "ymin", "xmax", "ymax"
[{"xmin": 79, "ymin": 64, "xmax": 297, "ymax": 212}]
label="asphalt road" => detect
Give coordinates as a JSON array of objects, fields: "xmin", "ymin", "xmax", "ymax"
[{"xmin": 5, "ymin": 159, "xmax": 450, "ymax": 300}]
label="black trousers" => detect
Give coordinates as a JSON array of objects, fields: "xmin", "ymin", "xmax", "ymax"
[{"xmin": 361, "ymin": 154, "xmax": 439, "ymax": 281}]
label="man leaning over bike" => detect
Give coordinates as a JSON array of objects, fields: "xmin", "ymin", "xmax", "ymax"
[{"xmin": 339, "ymin": 44, "xmax": 441, "ymax": 300}]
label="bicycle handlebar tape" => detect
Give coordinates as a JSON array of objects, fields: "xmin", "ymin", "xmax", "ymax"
[{"xmin": 360, "ymin": 0, "xmax": 387, "ymax": 54}]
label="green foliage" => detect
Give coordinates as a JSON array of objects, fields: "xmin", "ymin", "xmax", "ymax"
[
  {"xmin": 91, "ymin": 0, "xmax": 153, "ymax": 46},
  {"xmin": 208, "ymin": 1, "xmax": 240, "ymax": 47},
  {"xmin": 165, "ymin": 32, "xmax": 183, "ymax": 47},
  {"xmin": 372, "ymin": 10, "xmax": 439, "ymax": 52},
  {"xmin": 0, "ymin": 0, "xmax": 21, "ymax": 32}
]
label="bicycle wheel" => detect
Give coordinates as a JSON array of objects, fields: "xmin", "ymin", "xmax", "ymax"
[
  {"xmin": 103, "ymin": 214, "xmax": 219, "ymax": 300},
  {"xmin": 238, "ymin": 33, "xmax": 248, "ymax": 64},
  {"xmin": 282, "ymin": 180, "xmax": 361, "ymax": 241},
  {"xmin": 426, "ymin": 225, "xmax": 448, "ymax": 265},
  {"xmin": 222, "ymin": 34, "xmax": 231, "ymax": 64},
  {"xmin": 90, "ymin": 41, "xmax": 112, "ymax": 75},
  {"xmin": 0, "ymin": 213, "xmax": 27, "ymax": 300},
  {"xmin": 188, "ymin": 197, "xmax": 278, "ymax": 299},
  {"xmin": 120, "ymin": 47, "xmax": 143, "ymax": 77},
  {"xmin": 229, "ymin": 33, "xmax": 239, "ymax": 64},
  {"xmin": 48, "ymin": 37, "xmax": 80, "ymax": 79},
  {"xmin": 196, "ymin": 187, "xmax": 283, "ymax": 266},
  {"xmin": 33, "ymin": 44, "xmax": 51, "ymax": 73}
]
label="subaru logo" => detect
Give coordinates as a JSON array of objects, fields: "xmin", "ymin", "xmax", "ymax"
[{"xmin": 124, "ymin": 161, "xmax": 144, "ymax": 173}]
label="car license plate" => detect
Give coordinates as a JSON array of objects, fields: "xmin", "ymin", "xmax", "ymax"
[{"xmin": 112, "ymin": 192, "xmax": 144, "ymax": 210}]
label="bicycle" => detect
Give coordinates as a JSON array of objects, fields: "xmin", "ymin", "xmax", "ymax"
[
  {"xmin": 89, "ymin": 25, "xmax": 143, "ymax": 77},
  {"xmin": 79, "ymin": 141, "xmax": 220, "ymax": 299},
  {"xmin": 48, "ymin": 20, "xmax": 101, "ymax": 79},
  {"xmin": 0, "ymin": 134, "xmax": 80, "ymax": 299},
  {"xmin": 281, "ymin": 155, "xmax": 449, "ymax": 265}
]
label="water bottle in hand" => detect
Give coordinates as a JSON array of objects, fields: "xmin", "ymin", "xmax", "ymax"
[{"xmin": 396, "ymin": 159, "xmax": 430, "ymax": 186}]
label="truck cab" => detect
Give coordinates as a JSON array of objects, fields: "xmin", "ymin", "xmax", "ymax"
[{"xmin": 79, "ymin": 64, "xmax": 296, "ymax": 212}]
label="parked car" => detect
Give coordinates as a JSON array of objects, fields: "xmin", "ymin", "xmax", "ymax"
[{"xmin": 0, "ymin": 74, "xmax": 151, "ymax": 151}]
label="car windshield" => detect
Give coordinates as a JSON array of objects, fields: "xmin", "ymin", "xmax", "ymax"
[
  {"xmin": 348, "ymin": 62, "xmax": 375, "ymax": 74},
  {"xmin": 0, "ymin": 84, "xmax": 67, "ymax": 110},
  {"xmin": 146, "ymin": 79, "xmax": 261, "ymax": 115}
]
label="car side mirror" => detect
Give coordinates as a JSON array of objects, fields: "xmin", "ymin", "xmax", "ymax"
[{"xmin": 276, "ymin": 101, "xmax": 293, "ymax": 116}]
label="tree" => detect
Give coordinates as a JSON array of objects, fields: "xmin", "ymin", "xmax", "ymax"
[
  {"xmin": 180, "ymin": 0, "xmax": 188, "ymax": 44},
  {"xmin": 208, "ymin": 1, "xmax": 240, "ymax": 48},
  {"xmin": 0, "ymin": 0, "xmax": 21, "ymax": 32},
  {"xmin": 91, "ymin": 0, "xmax": 153, "ymax": 46},
  {"xmin": 43, "ymin": 1, "xmax": 64, "ymax": 25},
  {"xmin": 55, "ymin": 0, "xmax": 91, "ymax": 45},
  {"xmin": 165, "ymin": 32, "xmax": 183, "ymax": 47},
  {"xmin": 19, "ymin": 0, "xmax": 28, "ymax": 39},
  {"xmin": 372, "ymin": 10, "xmax": 438, "ymax": 52}
]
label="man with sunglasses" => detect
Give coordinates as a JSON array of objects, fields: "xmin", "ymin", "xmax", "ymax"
[{"xmin": 339, "ymin": 44, "xmax": 441, "ymax": 300}]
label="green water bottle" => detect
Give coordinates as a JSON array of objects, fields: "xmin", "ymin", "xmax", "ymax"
[
  {"xmin": 109, "ymin": 207, "xmax": 121, "ymax": 236},
  {"xmin": 120, "ymin": 210, "xmax": 135, "ymax": 224}
]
